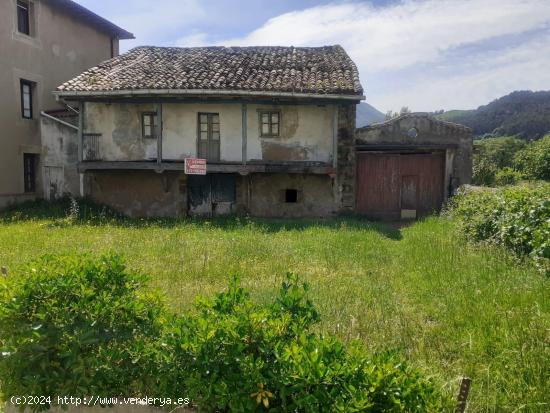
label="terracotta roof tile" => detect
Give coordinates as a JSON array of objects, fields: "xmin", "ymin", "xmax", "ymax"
[{"xmin": 57, "ymin": 45, "xmax": 363, "ymax": 96}]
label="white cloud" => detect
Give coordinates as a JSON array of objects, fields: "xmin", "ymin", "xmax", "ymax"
[
  {"xmin": 175, "ymin": 31, "xmax": 209, "ymax": 47},
  {"xmin": 110, "ymin": 0, "xmax": 206, "ymax": 51},
  {"xmin": 212, "ymin": 0, "xmax": 550, "ymax": 111},
  {"xmin": 370, "ymin": 33, "xmax": 550, "ymax": 111}
]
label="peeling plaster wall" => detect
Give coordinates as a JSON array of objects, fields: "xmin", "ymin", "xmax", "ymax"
[
  {"xmin": 355, "ymin": 116, "xmax": 473, "ymax": 190},
  {"xmin": 40, "ymin": 116, "xmax": 79, "ymax": 199},
  {"xmin": 246, "ymin": 104, "xmax": 335, "ymax": 162},
  {"xmin": 85, "ymin": 102, "xmax": 158, "ymax": 161},
  {"xmin": 87, "ymin": 171, "xmax": 187, "ymax": 218},
  {"xmin": 83, "ymin": 102, "xmax": 335, "ymax": 163},
  {"xmin": 244, "ymin": 174, "xmax": 336, "ymax": 218}
]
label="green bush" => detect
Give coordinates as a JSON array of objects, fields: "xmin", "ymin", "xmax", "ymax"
[
  {"xmin": 514, "ymin": 135, "xmax": 550, "ymax": 180},
  {"xmin": 472, "ymin": 137, "xmax": 526, "ymax": 186},
  {"xmin": 159, "ymin": 275, "xmax": 445, "ymax": 412},
  {"xmin": 0, "ymin": 258, "xmax": 447, "ymax": 412},
  {"xmin": 450, "ymin": 183, "xmax": 550, "ymax": 275},
  {"xmin": 0, "ymin": 255, "xmax": 165, "ymax": 407},
  {"xmin": 472, "ymin": 157, "xmax": 497, "ymax": 186},
  {"xmin": 494, "ymin": 167, "xmax": 524, "ymax": 186}
]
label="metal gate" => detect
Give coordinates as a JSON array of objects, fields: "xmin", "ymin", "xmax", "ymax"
[{"xmin": 356, "ymin": 152, "xmax": 444, "ymax": 220}]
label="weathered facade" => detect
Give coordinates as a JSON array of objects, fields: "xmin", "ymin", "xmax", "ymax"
[
  {"xmin": 355, "ymin": 113, "xmax": 472, "ymax": 220},
  {"xmin": 53, "ymin": 45, "xmax": 364, "ymax": 217},
  {"xmin": 0, "ymin": 0, "xmax": 133, "ymax": 208}
]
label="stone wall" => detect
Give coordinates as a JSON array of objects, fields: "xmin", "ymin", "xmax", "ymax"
[
  {"xmin": 86, "ymin": 170, "xmax": 187, "ymax": 218},
  {"xmin": 243, "ymin": 173, "xmax": 336, "ymax": 218},
  {"xmin": 336, "ymin": 104, "xmax": 357, "ymax": 211}
]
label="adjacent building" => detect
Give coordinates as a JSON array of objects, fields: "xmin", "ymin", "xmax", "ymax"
[{"xmin": 0, "ymin": 0, "xmax": 133, "ymax": 208}]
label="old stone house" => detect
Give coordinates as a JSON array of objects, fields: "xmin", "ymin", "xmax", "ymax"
[
  {"xmin": 48, "ymin": 45, "xmax": 472, "ymax": 219},
  {"xmin": 51, "ymin": 45, "xmax": 363, "ymax": 217}
]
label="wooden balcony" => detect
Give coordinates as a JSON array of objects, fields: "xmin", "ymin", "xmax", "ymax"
[{"xmin": 77, "ymin": 160, "xmax": 335, "ymax": 175}]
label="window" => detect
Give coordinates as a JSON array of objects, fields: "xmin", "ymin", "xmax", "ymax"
[
  {"xmin": 198, "ymin": 113, "xmax": 220, "ymax": 161},
  {"xmin": 141, "ymin": 112, "xmax": 157, "ymax": 138},
  {"xmin": 20, "ymin": 79, "xmax": 33, "ymax": 119},
  {"xmin": 23, "ymin": 153, "xmax": 37, "ymax": 193},
  {"xmin": 285, "ymin": 189, "xmax": 298, "ymax": 203},
  {"xmin": 17, "ymin": 1, "xmax": 30, "ymax": 35},
  {"xmin": 259, "ymin": 110, "xmax": 280, "ymax": 137}
]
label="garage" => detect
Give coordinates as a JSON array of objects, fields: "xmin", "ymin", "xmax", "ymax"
[
  {"xmin": 356, "ymin": 151, "xmax": 445, "ymax": 220},
  {"xmin": 354, "ymin": 113, "xmax": 473, "ymax": 220}
]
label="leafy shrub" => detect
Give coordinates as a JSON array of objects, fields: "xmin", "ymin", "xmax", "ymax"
[
  {"xmin": 514, "ymin": 135, "xmax": 550, "ymax": 181},
  {"xmin": 0, "ymin": 259, "xmax": 447, "ymax": 412},
  {"xmin": 472, "ymin": 137, "xmax": 526, "ymax": 186},
  {"xmin": 0, "ymin": 255, "xmax": 165, "ymax": 407},
  {"xmin": 159, "ymin": 275, "xmax": 445, "ymax": 412},
  {"xmin": 494, "ymin": 167, "xmax": 524, "ymax": 186},
  {"xmin": 450, "ymin": 183, "xmax": 550, "ymax": 275},
  {"xmin": 472, "ymin": 157, "xmax": 498, "ymax": 186}
]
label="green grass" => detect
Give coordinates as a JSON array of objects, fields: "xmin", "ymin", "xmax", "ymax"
[{"xmin": 0, "ymin": 201, "xmax": 548, "ymax": 412}]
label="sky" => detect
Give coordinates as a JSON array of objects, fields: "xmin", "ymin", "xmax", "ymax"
[{"xmin": 76, "ymin": 0, "xmax": 550, "ymax": 113}]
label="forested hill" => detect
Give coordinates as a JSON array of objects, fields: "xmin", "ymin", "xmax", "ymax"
[
  {"xmin": 356, "ymin": 102, "xmax": 385, "ymax": 127},
  {"xmin": 436, "ymin": 90, "xmax": 550, "ymax": 139}
]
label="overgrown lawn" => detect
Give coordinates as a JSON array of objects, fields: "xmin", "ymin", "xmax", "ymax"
[{"xmin": 0, "ymin": 203, "xmax": 548, "ymax": 412}]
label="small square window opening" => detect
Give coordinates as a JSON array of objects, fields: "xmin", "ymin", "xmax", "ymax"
[{"xmin": 285, "ymin": 189, "xmax": 298, "ymax": 203}]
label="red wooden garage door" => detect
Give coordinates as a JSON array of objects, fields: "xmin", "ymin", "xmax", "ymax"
[{"xmin": 356, "ymin": 152, "xmax": 445, "ymax": 220}]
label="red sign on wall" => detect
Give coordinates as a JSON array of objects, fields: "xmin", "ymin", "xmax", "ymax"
[{"xmin": 184, "ymin": 158, "xmax": 207, "ymax": 175}]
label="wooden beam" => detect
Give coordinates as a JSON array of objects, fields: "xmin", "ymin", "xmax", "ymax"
[
  {"xmin": 77, "ymin": 102, "xmax": 84, "ymax": 163},
  {"xmin": 77, "ymin": 161, "xmax": 335, "ymax": 175},
  {"xmin": 155, "ymin": 103, "xmax": 163, "ymax": 165},
  {"xmin": 241, "ymin": 103, "xmax": 247, "ymax": 165}
]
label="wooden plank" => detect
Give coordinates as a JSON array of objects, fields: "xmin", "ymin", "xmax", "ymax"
[
  {"xmin": 456, "ymin": 377, "xmax": 472, "ymax": 413},
  {"xmin": 356, "ymin": 153, "xmax": 401, "ymax": 219},
  {"xmin": 77, "ymin": 161, "xmax": 335, "ymax": 175},
  {"xmin": 242, "ymin": 103, "xmax": 247, "ymax": 165}
]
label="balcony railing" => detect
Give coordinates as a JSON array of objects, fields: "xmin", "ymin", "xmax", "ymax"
[{"xmin": 83, "ymin": 133, "xmax": 101, "ymax": 161}]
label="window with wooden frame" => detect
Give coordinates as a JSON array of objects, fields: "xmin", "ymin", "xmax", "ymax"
[
  {"xmin": 259, "ymin": 110, "xmax": 280, "ymax": 137},
  {"xmin": 17, "ymin": 1, "xmax": 30, "ymax": 35},
  {"xmin": 23, "ymin": 153, "xmax": 37, "ymax": 193},
  {"xmin": 141, "ymin": 112, "xmax": 157, "ymax": 139},
  {"xmin": 20, "ymin": 79, "xmax": 33, "ymax": 119}
]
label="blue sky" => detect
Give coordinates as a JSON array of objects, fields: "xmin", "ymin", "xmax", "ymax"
[{"xmin": 76, "ymin": 0, "xmax": 550, "ymax": 113}]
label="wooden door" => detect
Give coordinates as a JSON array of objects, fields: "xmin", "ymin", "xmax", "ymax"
[
  {"xmin": 356, "ymin": 152, "xmax": 445, "ymax": 220},
  {"xmin": 198, "ymin": 113, "xmax": 220, "ymax": 161}
]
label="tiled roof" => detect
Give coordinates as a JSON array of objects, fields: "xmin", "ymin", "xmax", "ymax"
[{"xmin": 57, "ymin": 46, "xmax": 364, "ymax": 97}]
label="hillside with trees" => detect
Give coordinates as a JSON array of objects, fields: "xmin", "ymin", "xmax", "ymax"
[
  {"xmin": 436, "ymin": 90, "xmax": 550, "ymax": 139},
  {"xmin": 356, "ymin": 102, "xmax": 385, "ymax": 126}
]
